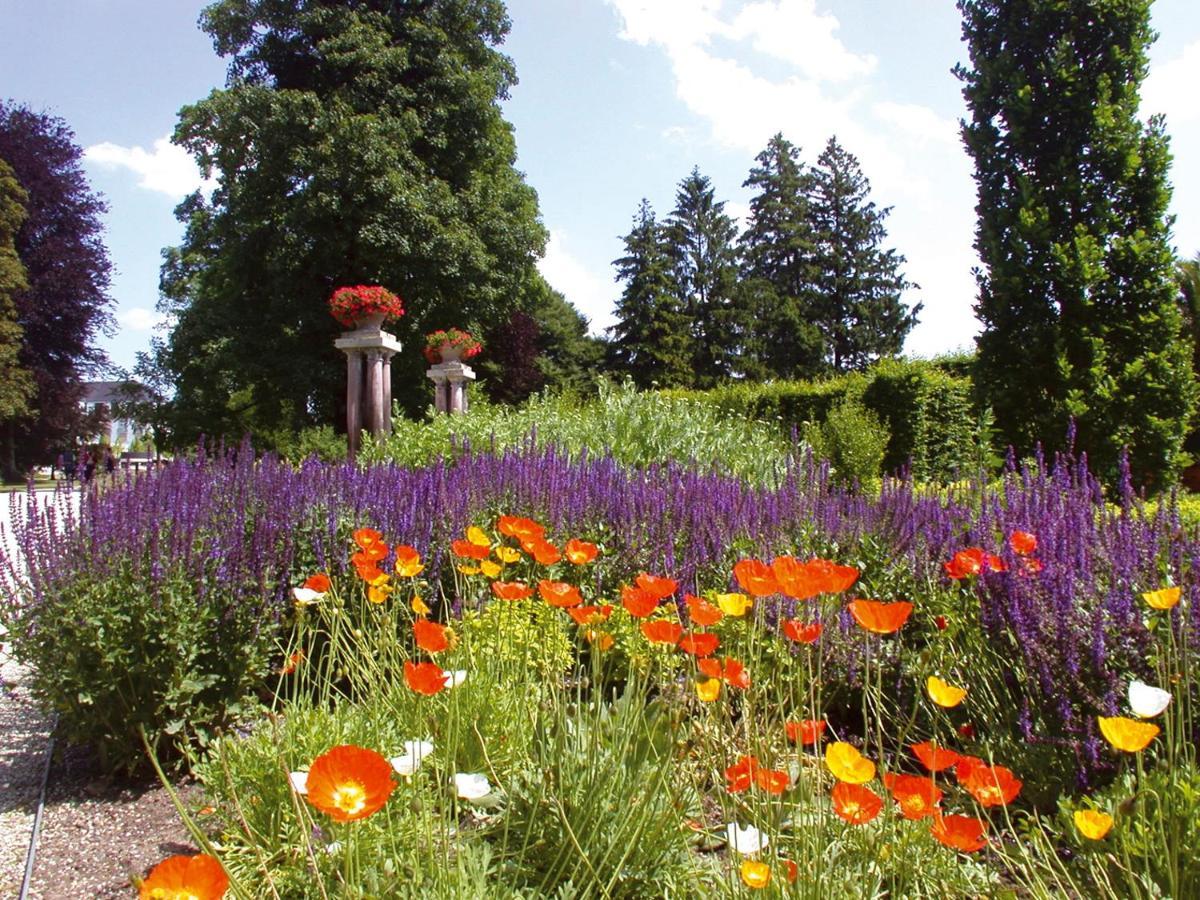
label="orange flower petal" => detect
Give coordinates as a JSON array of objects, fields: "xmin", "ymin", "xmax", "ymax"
[
  {"xmin": 640, "ymin": 619, "xmax": 683, "ymax": 645},
  {"xmin": 831, "ymin": 781, "xmax": 883, "ymax": 824},
  {"xmin": 413, "ymin": 618, "xmax": 449, "ymax": 654},
  {"xmin": 538, "ymin": 579, "xmax": 583, "ymax": 608},
  {"xmin": 678, "ymin": 631, "xmax": 719, "ymax": 657},
  {"xmin": 848, "ymin": 599, "xmax": 913, "ymax": 634},
  {"xmin": 139, "ymin": 854, "xmax": 229, "ymax": 900},
  {"xmin": 684, "ymin": 593, "xmax": 724, "ymax": 626},
  {"xmin": 733, "ymin": 558, "xmax": 780, "ymax": 596},
  {"xmin": 564, "ymin": 538, "xmax": 599, "ymax": 565},
  {"xmin": 404, "ymin": 660, "xmax": 446, "ymax": 696},
  {"xmin": 303, "ymin": 745, "xmax": 397, "ymax": 823}
]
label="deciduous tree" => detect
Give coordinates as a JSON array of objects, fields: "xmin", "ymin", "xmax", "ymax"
[{"xmin": 0, "ymin": 158, "xmax": 34, "ymax": 428}]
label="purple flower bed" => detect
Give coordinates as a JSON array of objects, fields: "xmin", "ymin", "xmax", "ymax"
[{"xmin": 3, "ymin": 440, "xmax": 1195, "ymax": 784}]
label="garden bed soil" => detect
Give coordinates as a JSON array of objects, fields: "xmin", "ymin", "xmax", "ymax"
[{"xmin": 21, "ymin": 745, "xmax": 202, "ymax": 900}]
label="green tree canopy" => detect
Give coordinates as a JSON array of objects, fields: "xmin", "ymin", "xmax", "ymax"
[
  {"xmin": 806, "ymin": 136, "xmax": 919, "ymax": 372},
  {"xmin": 156, "ymin": 0, "xmax": 548, "ymax": 443},
  {"xmin": 957, "ymin": 0, "xmax": 1195, "ymax": 488},
  {"xmin": 0, "ymin": 157, "xmax": 35, "ymax": 427}
]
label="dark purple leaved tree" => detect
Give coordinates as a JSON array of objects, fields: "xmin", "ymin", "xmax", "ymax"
[{"xmin": 0, "ymin": 101, "xmax": 114, "ymax": 478}]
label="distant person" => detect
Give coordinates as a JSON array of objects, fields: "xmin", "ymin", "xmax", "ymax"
[
  {"xmin": 63, "ymin": 450, "xmax": 77, "ymax": 482},
  {"xmin": 104, "ymin": 447, "xmax": 116, "ymax": 477},
  {"xmin": 54, "ymin": 451, "xmax": 63, "ymax": 480},
  {"xmin": 82, "ymin": 449, "xmax": 95, "ymax": 484}
]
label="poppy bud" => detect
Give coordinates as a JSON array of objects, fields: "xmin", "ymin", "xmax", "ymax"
[
  {"xmin": 958, "ymin": 722, "xmax": 976, "ymax": 739},
  {"xmin": 935, "ymin": 615, "xmax": 948, "ymax": 631}
]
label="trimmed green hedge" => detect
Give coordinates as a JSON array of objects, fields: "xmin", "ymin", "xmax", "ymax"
[{"xmin": 665, "ymin": 359, "xmax": 987, "ymax": 481}]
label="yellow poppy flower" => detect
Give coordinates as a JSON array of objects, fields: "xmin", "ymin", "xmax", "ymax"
[
  {"xmin": 367, "ymin": 583, "xmax": 391, "ymax": 604},
  {"xmin": 411, "ymin": 595, "xmax": 431, "ymax": 616},
  {"xmin": 480, "ymin": 560, "xmax": 502, "ymax": 578},
  {"xmin": 457, "ymin": 564, "xmax": 480, "ymax": 576},
  {"xmin": 740, "ymin": 859, "xmax": 771, "ymax": 889},
  {"xmin": 1097, "ymin": 716, "xmax": 1159, "ymax": 752},
  {"xmin": 927, "ymin": 675, "xmax": 967, "ymax": 708},
  {"xmin": 1142, "ymin": 586, "xmax": 1181, "ymax": 610},
  {"xmin": 696, "ymin": 678, "xmax": 721, "ymax": 702},
  {"xmin": 495, "ymin": 546, "xmax": 522, "ymax": 564},
  {"xmin": 1074, "ymin": 809, "xmax": 1114, "ymax": 840},
  {"xmin": 716, "ymin": 592, "xmax": 753, "ymax": 616},
  {"xmin": 825, "ymin": 742, "xmax": 876, "ymax": 784}
]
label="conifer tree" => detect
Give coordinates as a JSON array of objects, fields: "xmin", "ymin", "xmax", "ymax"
[
  {"xmin": 664, "ymin": 169, "xmax": 742, "ymax": 385},
  {"xmin": 957, "ymin": 0, "xmax": 1195, "ymax": 487},
  {"xmin": 806, "ymin": 137, "xmax": 918, "ymax": 372},
  {"xmin": 739, "ymin": 134, "xmax": 826, "ymax": 379},
  {"xmin": 608, "ymin": 200, "xmax": 692, "ymax": 388}
]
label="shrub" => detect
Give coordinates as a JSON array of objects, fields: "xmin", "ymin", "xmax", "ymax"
[{"xmin": 805, "ymin": 398, "xmax": 889, "ymax": 490}]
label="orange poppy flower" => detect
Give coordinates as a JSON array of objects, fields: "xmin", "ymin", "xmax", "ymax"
[
  {"xmin": 954, "ymin": 754, "xmax": 985, "ymax": 784},
  {"xmin": 621, "ymin": 584, "xmax": 659, "ymax": 617},
  {"xmin": 538, "ymin": 579, "xmax": 583, "ymax": 608},
  {"xmin": 848, "ymin": 599, "xmax": 913, "ymax": 634},
  {"xmin": 883, "ymin": 773, "xmax": 943, "ymax": 820},
  {"xmin": 782, "ymin": 859, "xmax": 799, "ymax": 884},
  {"xmin": 755, "ymin": 766, "xmax": 790, "ymax": 794},
  {"xmin": 808, "ymin": 558, "xmax": 860, "ymax": 594},
  {"xmin": 635, "ymin": 572, "xmax": 678, "ymax": 600},
  {"xmin": 684, "ymin": 593, "xmax": 724, "ymax": 626},
  {"xmin": 733, "ymin": 558, "xmax": 780, "ymax": 596},
  {"xmin": 641, "ymin": 619, "xmax": 683, "ymax": 645},
  {"xmin": 451, "ymin": 539, "xmax": 489, "ymax": 560},
  {"xmin": 413, "ymin": 618, "xmax": 449, "ymax": 653},
  {"xmin": 303, "ymin": 745, "xmax": 397, "ymax": 823},
  {"xmin": 568, "ymin": 604, "xmax": 613, "ymax": 626},
  {"xmin": 404, "ymin": 660, "xmax": 446, "ymax": 696},
  {"xmin": 564, "ymin": 538, "xmax": 599, "ymax": 565},
  {"xmin": 524, "ymin": 538, "xmax": 562, "ymax": 566},
  {"xmin": 961, "ymin": 764, "xmax": 1022, "ymax": 807},
  {"xmin": 584, "ymin": 629, "xmax": 613, "ymax": 650},
  {"xmin": 771, "ymin": 556, "xmax": 822, "ymax": 600},
  {"xmin": 139, "ymin": 853, "xmax": 228, "ymax": 900},
  {"xmin": 1009, "ymin": 530, "xmax": 1037, "ymax": 555},
  {"xmin": 725, "ymin": 755, "xmax": 761, "ymax": 793},
  {"xmin": 367, "ymin": 582, "xmax": 392, "ymax": 605},
  {"xmin": 943, "ymin": 547, "xmax": 1006, "ymax": 579},
  {"xmin": 785, "ymin": 719, "xmax": 826, "ymax": 745},
  {"xmin": 911, "ymin": 741, "xmax": 960, "ymax": 772},
  {"xmin": 491, "ymin": 581, "xmax": 533, "ymax": 601},
  {"xmin": 781, "ymin": 619, "xmax": 823, "ymax": 644},
  {"xmin": 831, "ymin": 781, "xmax": 883, "ymax": 824},
  {"xmin": 353, "ymin": 528, "xmax": 384, "ymax": 550},
  {"xmin": 393, "ymin": 545, "xmax": 424, "ymax": 577},
  {"xmin": 280, "ymin": 649, "xmax": 304, "ymax": 675},
  {"xmin": 697, "ymin": 656, "xmax": 751, "ymax": 689},
  {"xmin": 303, "ymin": 573, "xmax": 332, "ymax": 593},
  {"xmin": 498, "ymin": 515, "xmax": 546, "ymax": 541},
  {"xmin": 352, "ymin": 543, "xmax": 388, "ymax": 566},
  {"xmin": 678, "ymin": 631, "xmax": 719, "ymax": 657},
  {"xmin": 930, "ymin": 813, "xmax": 987, "ymax": 852}
]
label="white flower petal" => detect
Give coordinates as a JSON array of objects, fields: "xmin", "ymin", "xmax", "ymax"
[
  {"xmin": 1128, "ymin": 679, "xmax": 1172, "ymax": 718},
  {"xmin": 391, "ymin": 739, "xmax": 435, "ymax": 776},
  {"xmin": 289, "ymin": 770, "xmax": 309, "ymax": 794},
  {"xmin": 292, "ymin": 587, "xmax": 324, "ymax": 605},
  {"xmin": 443, "ymin": 669, "xmax": 468, "ymax": 688},
  {"xmin": 725, "ymin": 822, "xmax": 768, "ymax": 854},
  {"xmin": 453, "ymin": 772, "xmax": 491, "ymax": 801}
]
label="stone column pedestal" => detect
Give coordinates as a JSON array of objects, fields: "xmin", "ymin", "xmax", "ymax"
[
  {"xmin": 426, "ymin": 360, "xmax": 476, "ymax": 415},
  {"xmin": 335, "ymin": 324, "xmax": 402, "ymax": 459}
]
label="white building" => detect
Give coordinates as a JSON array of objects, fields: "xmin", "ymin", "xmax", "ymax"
[{"xmin": 80, "ymin": 381, "xmax": 152, "ymax": 451}]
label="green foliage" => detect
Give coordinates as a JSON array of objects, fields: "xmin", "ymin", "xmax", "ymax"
[
  {"xmin": 957, "ymin": 0, "xmax": 1196, "ymax": 490},
  {"xmin": 4, "ymin": 561, "xmax": 273, "ymax": 773},
  {"xmin": 272, "ymin": 424, "xmax": 347, "ymax": 464},
  {"xmin": 0, "ymin": 156, "xmax": 34, "ymax": 424},
  {"xmin": 804, "ymin": 397, "xmax": 889, "ymax": 489},
  {"xmin": 156, "ymin": 0, "xmax": 550, "ymax": 446},
  {"xmin": 361, "ymin": 380, "xmax": 793, "ymax": 485}
]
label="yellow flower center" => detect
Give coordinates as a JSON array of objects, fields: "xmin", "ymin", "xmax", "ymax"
[{"xmin": 332, "ymin": 783, "xmax": 367, "ymax": 816}]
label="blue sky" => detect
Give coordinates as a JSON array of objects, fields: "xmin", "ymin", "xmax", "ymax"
[{"xmin": 2, "ymin": 0, "xmax": 1198, "ymax": 372}]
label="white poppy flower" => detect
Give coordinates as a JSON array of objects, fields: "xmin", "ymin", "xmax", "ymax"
[
  {"xmin": 1128, "ymin": 679, "xmax": 1172, "ymax": 718},
  {"xmin": 725, "ymin": 822, "xmax": 768, "ymax": 854},
  {"xmin": 453, "ymin": 772, "xmax": 492, "ymax": 801},
  {"xmin": 288, "ymin": 770, "xmax": 309, "ymax": 794},
  {"xmin": 391, "ymin": 739, "xmax": 435, "ymax": 776},
  {"xmin": 292, "ymin": 587, "xmax": 325, "ymax": 606},
  {"xmin": 443, "ymin": 669, "xmax": 468, "ymax": 688}
]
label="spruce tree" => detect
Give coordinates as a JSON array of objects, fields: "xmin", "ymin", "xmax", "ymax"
[
  {"xmin": 664, "ymin": 169, "xmax": 742, "ymax": 385},
  {"xmin": 608, "ymin": 200, "xmax": 693, "ymax": 388},
  {"xmin": 957, "ymin": 0, "xmax": 1195, "ymax": 487},
  {"xmin": 739, "ymin": 134, "xmax": 826, "ymax": 379},
  {"xmin": 806, "ymin": 137, "xmax": 919, "ymax": 372}
]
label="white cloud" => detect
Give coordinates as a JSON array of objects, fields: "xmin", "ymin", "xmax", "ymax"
[
  {"xmin": 117, "ymin": 307, "xmax": 172, "ymax": 332},
  {"xmin": 537, "ymin": 231, "xmax": 616, "ymax": 336},
  {"xmin": 872, "ymin": 101, "xmax": 960, "ymax": 149},
  {"xmin": 1144, "ymin": 39, "xmax": 1200, "ymax": 125},
  {"xmin": 85, "ymin": 136, "xmax": 210, "ymax": 198},
  {"xmin": 729, "ymin": 0, "xmax": 876, "ymax": 81}
]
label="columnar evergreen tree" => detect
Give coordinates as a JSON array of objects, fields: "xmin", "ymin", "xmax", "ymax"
[
  {"xmin": 806, "ymin": 137, "xmax": 919, "ymax": 372},
  {"xmin": 608, "ymin": 200, "xmax": 693, "ymax": 388},
  {"xmin": 0, "ymin": 103, "xmax": 113, "ymax": 478},
  {"xmin": 157, "ymin": 0, "xmax": 548, "ymax": 442},
  {"xmin": 665, "ymin": 169, "xmax": 742, "ymax": 385},
  {"xmin": 739, "ymin": 134, "xmax": 826, "ymax": 379},
  {"xmin": 0, "ymin": 158, "xmax": 35, "ymax": 427},
  {"xmin": 957, "ymin": 0, "xmax": 1195, "ymax": 487}
]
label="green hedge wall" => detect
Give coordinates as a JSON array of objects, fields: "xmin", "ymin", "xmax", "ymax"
[{"xmin": 664, "ymin": 360, "xmax": 984, "ymax": 481}]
